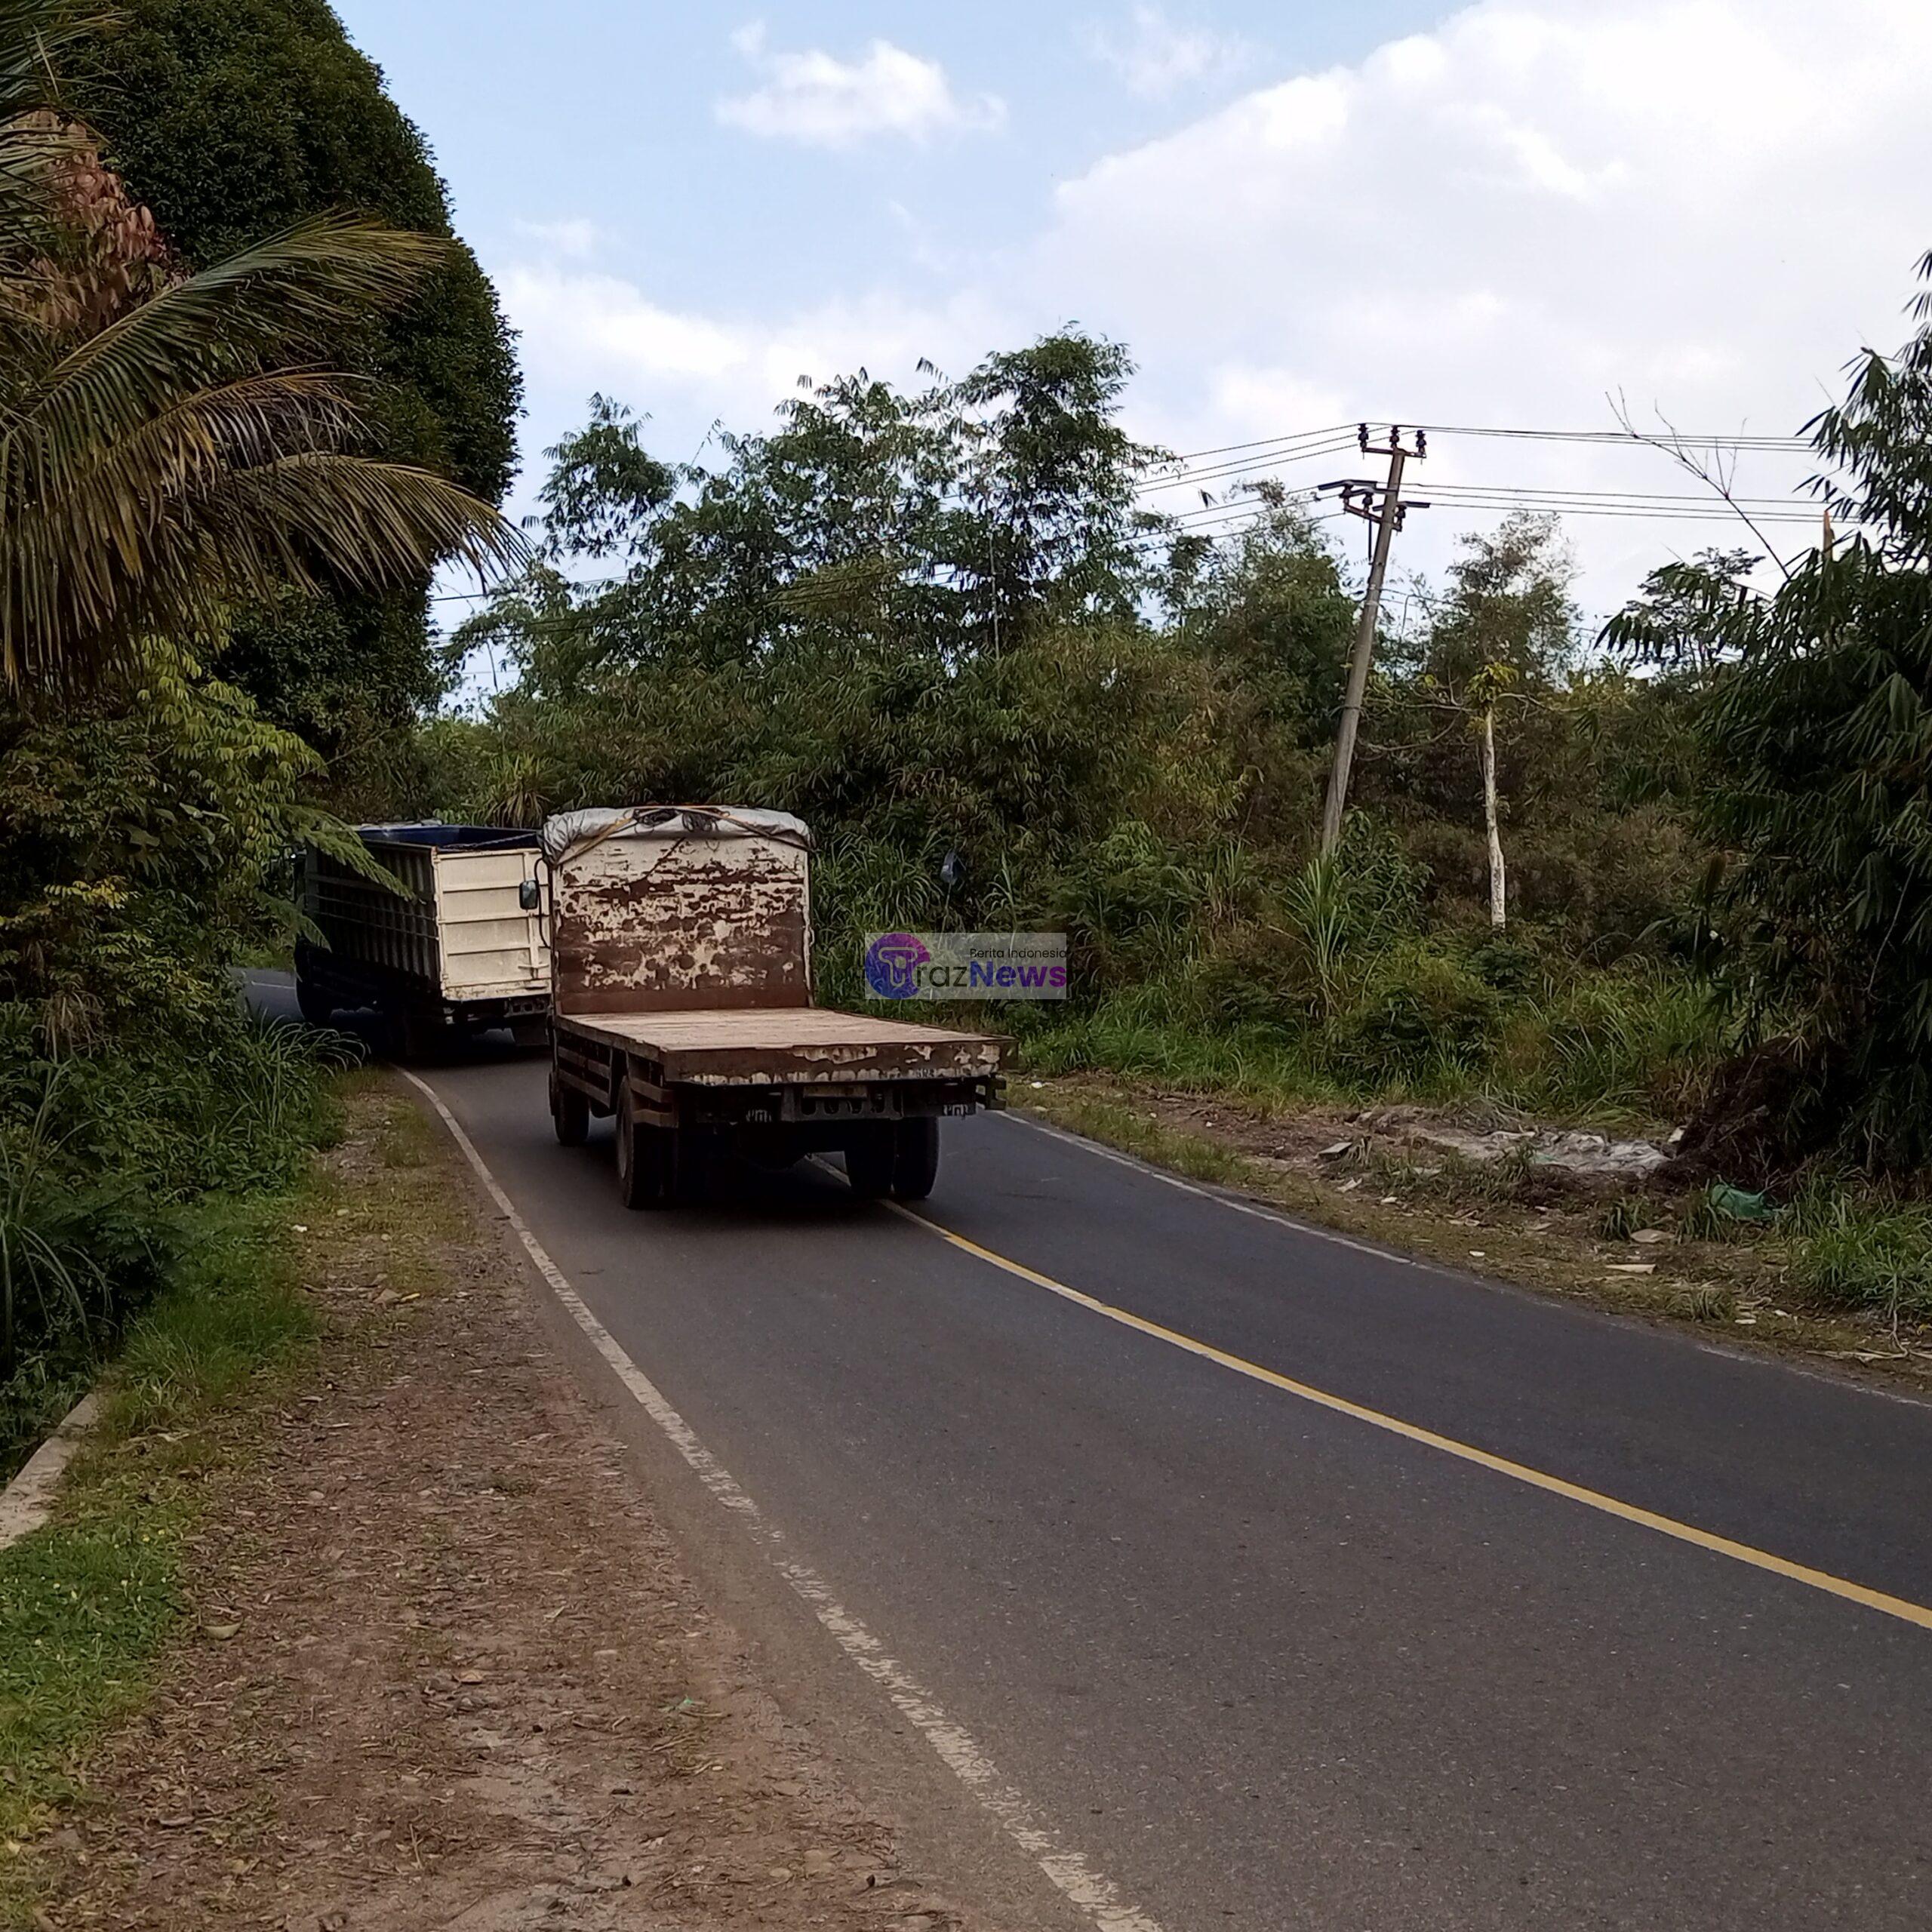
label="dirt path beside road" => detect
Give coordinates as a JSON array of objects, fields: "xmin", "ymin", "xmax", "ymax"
[{"xmin": 33, "ymin": 1079, "xmax": 982, "ymax": 1932}]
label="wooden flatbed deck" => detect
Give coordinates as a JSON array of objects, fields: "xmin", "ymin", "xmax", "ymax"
[{"xmin": 555, "ymin": 1006, "xmax": 1006, "ymax": 1085}]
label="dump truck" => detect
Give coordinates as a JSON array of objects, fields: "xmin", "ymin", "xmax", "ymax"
[
  {"xmin": 540, "ymin": 806, "xmax": 1006, "ymax": 1207},
  {"xmin": 294, "ymin": 824, "xmax": 550, "ymax": 1054}
]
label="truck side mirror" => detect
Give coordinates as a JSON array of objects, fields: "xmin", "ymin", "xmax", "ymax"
[{"xmin": 518, "ymin": 878, "xmax": 541, "ymax": 912}]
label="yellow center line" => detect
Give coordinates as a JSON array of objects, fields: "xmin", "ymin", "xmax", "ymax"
[{"xmin": 884, "ymin": 1201, "xmax": 1932, "ymax": 1635}]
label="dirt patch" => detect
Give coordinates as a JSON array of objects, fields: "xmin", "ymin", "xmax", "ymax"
[
  {"xmin": 1086, "ymin": 1088, "xmax": 1668, "ymax": 1192},
  {"xmin": 32, "ymin": 1084, "xmax": 986, "ymax": 1932}
]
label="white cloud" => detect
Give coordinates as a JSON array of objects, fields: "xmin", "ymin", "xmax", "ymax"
[
  {"xmin": 512, "ymin": 217, "xmax": 602, "ymax": 260},
  {"xmin": 503, "ymin": 0, "xmax": 1932, "ymax": 608},
  {"xmin": 1040, "ymin": 0, "xmax": 1931, "ymax": 600},
  {"xmin": 499, "ymin": 263, "xmax": 1004, "ymax": 464},
  {"xmin": 716, "ymin": 23, "xmax": 1004, "ymax": 148},
  {"xmin": 1088, "ymin": 5, "xmax": 1251, "ymax": 98}
]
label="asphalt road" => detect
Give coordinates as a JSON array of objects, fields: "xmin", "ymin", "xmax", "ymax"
[{"xmin": 257, "ymin": 985, "xmax": 1932, "ymax": 1930}]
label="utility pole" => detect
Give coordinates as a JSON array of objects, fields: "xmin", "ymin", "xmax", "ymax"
[{"xmin": 1318, "ymin": 426, "xmax": 1428, "ymax": 856}]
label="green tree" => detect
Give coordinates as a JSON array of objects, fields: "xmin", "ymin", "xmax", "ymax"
[
  {"xmin": 435, "ymin": 343, "xmax": 1251, "ymax": 988},
  {"xmin": 1609, "ymin": 546, "xmax": 1760, "ymax": 685},
  {"xmin": 72, "ymin": 0, "xmax": 523, "ymax": 770},
  {"xmin": 945, "ymin": 333, "xmax": 1169, "ymax": 643},
  {"xmin": 0, "ymin": 113, "xmax": 520, "ymax": 691},
  {"xmin": 468, "ymin": 331, "xmax": 1168, "ymax": 693},
  {"xmin": 0, "ymin": 2, "xmax": 522, "ymax": 1018},
  {"xmin": 1168, "ymin": 488, "xmax": 1358, "ymax": 841},
  {"xmin": 1651, "ymin": 257, "xmax": 1932, "ymax": 1168}
]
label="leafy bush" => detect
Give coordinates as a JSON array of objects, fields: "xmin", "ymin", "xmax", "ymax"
[
  {"xmin": 0, "ymin": 1075, "xmax": 167, "ymax": 1386},
  {"xmin": 0, "ymin": 1006, "xmax": 340, "ymax": 1469},
  {"xmin": 1327, "ymin": 948, "xmax": 1502, "ymax": 1091},
  {"xmin": 1785, "ymin": 1195, "xmax": 1932, "ymax": 1318}
]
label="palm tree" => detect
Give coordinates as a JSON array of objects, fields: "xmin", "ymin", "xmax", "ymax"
[{"xmin": 0, "ymin": 0, "xmax": 525, "ymax": 692}]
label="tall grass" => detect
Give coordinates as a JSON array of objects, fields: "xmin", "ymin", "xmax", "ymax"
[
  {"xmin": 1497, "ymin": 970, "xmax": 1724, "ymax": 1122},
  {"xmin": 0, "ymin": 1069, "xmax": 165, "ymax": 1389},
  {"xmin": 1017, "ymin": 952, "xmax": 1722, "ymax": 1128},
  {"xmin": 1781, "ymin": 1188, "xmax": 1932, "ymax": 1320},
  {"xmin": 0, "ymin": 1010, "xmax": 344, "ymax": 1472}
]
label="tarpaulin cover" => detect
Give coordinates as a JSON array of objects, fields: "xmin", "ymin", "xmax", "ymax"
[
  {"xmin": 539, "ymin": 806, "xmax": 812, "ymax": 864},
  {"xmin": 358, "ymin": 823, "xmax": 539, "ymax": 851}
]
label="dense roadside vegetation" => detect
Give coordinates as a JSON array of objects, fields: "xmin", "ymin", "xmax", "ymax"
[
  {"xmin": 412, "ymin": 275, "xmax": 1932, "ymax": 1318},
  {"xmin": 418, "ymin": 325, "xmax": 1915, "ymax": 1147},
  {"xmin": 0, "ymin": 0, "xmax": 519, "ymax": 1466},
  {"xmin": 2, "ymin": 0, "xmax": 1928, "ymax": 1464},
  {"xmin": 74, "ymin": 0, "xmax": 523, "ymax": 811},
  {"xmin": 432, "ymin": 365, "xmax": 1711, "ymax": 1110}
]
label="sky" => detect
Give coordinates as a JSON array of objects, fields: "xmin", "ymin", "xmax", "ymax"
[{"xmin": 331, "ymin": 0, "xmax": 1932, "ymax": 626}]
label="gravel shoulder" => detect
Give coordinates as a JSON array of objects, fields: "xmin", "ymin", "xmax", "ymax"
[{"xmin": 29, "ymin": 1076, "xmax": 985, "ymax": 1932}]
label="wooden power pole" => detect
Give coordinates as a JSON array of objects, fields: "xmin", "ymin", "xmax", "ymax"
[{"xmin": 1318, "ymin": 426, "xmax": 1427, "ymax": 856}]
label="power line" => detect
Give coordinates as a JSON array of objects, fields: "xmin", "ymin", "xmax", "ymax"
[
  {"xmin": 1159, "ymin": 423, "xmax": 1357, "ymax": 463},
  {"xmin": 1166, "ymin": 488, "xmax": 1322, "ymax": 523},
  {"xmin": 1137, "ymin": 435, "xmax": 1360, "ymax": 494},
  {"xmin": 1147, "ymin": 425, "xmax": 1823, "ymax": 505},
  {"xmin": 1420, "ymin": 481, "xmax": 1818, "ymax": 507},
  {"xmin": 1157, "ymin": 420, "xmax": 1818, "ymax": 469},
  {"xmin": 1414, "ymin": 421, "xmax": 1815, "ymax": 451}
]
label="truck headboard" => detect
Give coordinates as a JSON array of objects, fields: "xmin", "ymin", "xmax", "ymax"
[{"xmin": 540, "ymin": 807, "xmax": 814, "ymax": 1016}]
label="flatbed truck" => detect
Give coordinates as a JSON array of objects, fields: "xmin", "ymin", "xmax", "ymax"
[{"xmin": 540, "ymin": 806, "xmax": 1005, "ymax": 1207}]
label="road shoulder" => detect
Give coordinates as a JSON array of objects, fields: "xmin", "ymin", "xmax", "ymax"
[
  {"xmin": 18, "ymin": 1075, "xmax": 986, "ymax": 1932},
  {"xmin": 1015, "ymin": 1076, "xmax": 1932, "ymax": 1395}
]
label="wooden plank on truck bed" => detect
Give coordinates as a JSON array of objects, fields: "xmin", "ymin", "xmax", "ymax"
[{"xmin": 558, "ymin": 1007, "xmax": 1005, "ymax": 1084}]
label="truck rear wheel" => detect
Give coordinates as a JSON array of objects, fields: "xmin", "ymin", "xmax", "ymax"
[
  {"xmin": 615, "ymin": 1084, "xmax": 681, "ymax": 1209},
  {"xmin": 294, "ymin": 975, "xmax": 333, "ymax": 1027},
  {"xmin": 842, "ymin": 1127, "xmax": 895, "ymax": 1200},
  {"xmin": 549, "ymin": 1066, "xmax": 589, "ymax": 1146},
  {"xmin": 385, "ymin": 1006, "xmax": 448, "ymax": 1063},
  {"xmin": 891, "ymin": 1117, "xmax": 940, "ymax": 1201}
]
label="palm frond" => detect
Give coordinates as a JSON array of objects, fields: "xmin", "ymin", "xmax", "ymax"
[
  {"xmin": 0, "ymin": 11, "xmax": 522, "ymax": 693},
  {"xmin": 3, "ymin": 448, "xmax": 526, "ymax": 685},
  {"xmin": 1, "ymin": 213, "xmax": 445, "ymax": 447},
  {"xmin": 2, "ymin": 369, "xmax": 371, "ymax": 672},
  {"xmin": 186, "ymin": 451, "xmax": 530, "ymax": 592},
  {"xmin": 0, "ymin": 2, "xmax": 104, "ymax": 119}
]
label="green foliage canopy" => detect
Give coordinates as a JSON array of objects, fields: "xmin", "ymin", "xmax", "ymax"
[
  {"xmin": 74, "ymin": 0, "xmax": 524, "ymax": 768},
  {"xmin": 1601, "ymin": 257, "xmax": 1932, "ymax": 1168}
]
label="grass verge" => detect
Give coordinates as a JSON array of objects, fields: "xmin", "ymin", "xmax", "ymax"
[
  {"xmin": 0, "ymin": 1069, "xmax": 452, "ymax": 1920},
  {"xmin": 0, "ymin": 1202, "xmax": 317, "ymax": 1900}
]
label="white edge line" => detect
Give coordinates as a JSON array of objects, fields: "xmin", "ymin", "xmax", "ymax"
[
  {"xmin": 1001, "ymin": 1110, "xmax": 1932, "ymax": 1411},
  {"xmin": 1004, "ymin": 1107, "xmax": 1418, "ymax": 1264},
  {"xmin": 396, "ymin": 1069, "xmax": 1164, "ymax": 1932}
]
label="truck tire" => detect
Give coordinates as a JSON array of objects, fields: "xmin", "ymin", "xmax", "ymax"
[
  {"xmin": 294, "ymin": 974, "xmax": 333, "ymax": 1027},
  {"xmin": 842, "ymin": 1127, "xmax": 895, "ymax": 1200},
  {"xmin": 384, "ymin": 1006, "xmax": 447, "ymax": 1063},
  {"xmin": 615, "ymin": 1084, "xmax": 681, "ymax": 1209},
  {"xmin": 891, "ymin": 1117, "xmax": 941, "ymax": 1201},
  {"xmin": 549, "ymin": 1066, "xmax": 589, "ymax": 1146}
]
